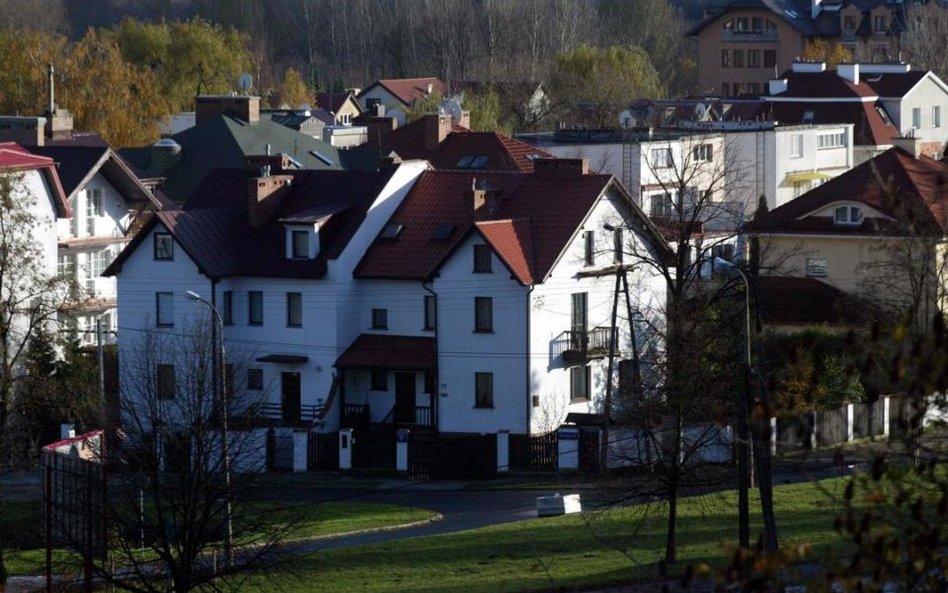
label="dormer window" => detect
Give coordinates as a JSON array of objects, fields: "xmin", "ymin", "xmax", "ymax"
[
  {"xmin": 834, "ymin": 205, "xmax": 863, "ymax": 225},
  {"xmin": 285, "ymin": 225, "xmax": 318, "ymax": 259},
  {"xmin": 380, "ymin": 223, "xmax": 403, "ymax": 240}
]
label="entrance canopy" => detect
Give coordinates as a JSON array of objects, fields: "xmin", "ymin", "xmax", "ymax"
[{"xmin": 336, "ymin": 334, "xmax": 436, "ymax": 371}]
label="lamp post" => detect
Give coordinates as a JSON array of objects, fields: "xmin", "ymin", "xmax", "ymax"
[
  {"xmin": 712, "ymin": 257, "xmax": 751, "ymax": 549},
  {"xmin": 185, "ymin": 290, "xmax": 233, "ymax": 567}
]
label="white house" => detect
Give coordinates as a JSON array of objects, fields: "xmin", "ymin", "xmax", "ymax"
[{"xmin": 348, "ymin": 159, "xmax": 670, "ymax": 437}]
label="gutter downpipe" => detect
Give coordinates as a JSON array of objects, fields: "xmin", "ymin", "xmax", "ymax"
[
  {"xmin": 422, "ymin": 281, "xmax": 438, "ymax": 430},
  {"xmin": 525, "ymin": 284, "xmax": 535, "ymax": 435}
]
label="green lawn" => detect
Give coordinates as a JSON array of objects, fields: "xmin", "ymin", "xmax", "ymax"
[
  {"xmin": 247, "ymin": 478, "xmax": 854, "ymax": 593},
  {"xmin": 0, "ymin": 499, "xmax": 437, "ymax": 576}
]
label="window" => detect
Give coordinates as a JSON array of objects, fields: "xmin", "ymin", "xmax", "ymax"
[
  {"xmin": 156, "ymin": 364, "xmax": 176, "ymax": 400},
  {"xmin": 649, "ymin": 193, "xmax": 674, "ymax": 218},
  {"xmin": 474, "ymin": 297, "xmax": 493, "ymax": 332},
  {"xmin": 340, "ymin": 113, "xmax": 351, "ymax": 125},
  {"xmin": 156, "ymin": 292, "xmax": 173, "ymax": 327},
  {"xmin": 721, "ymin": 49, "xmax": 731, "ymax": 67},
  {"xmin": 834, "ymin": 205, "xmax": 863, "ymax": 225},
  {"xmin": 934, "ymin": 106, "xmax": 941, "ymax": 128},
  {"xmin": 247, "ymin": 368, "xmax": 264, "ymax": 390},
  {"xmin": 248, "ymin": 291, "xmax": 263, "ymax": 325},
  {"xmin": 86, "ymin": 189, "xmax": 103, "ymax": 235},
  {"xmin": 790, "ymin": 134, "xmax": 803, "ymax": 158},
  {"xmin": 913, "ymin": 107, "xmax": 922, "ymax": 129},
  {"xmin": 721, "ymin": 83, "xmax": 731, "ymax": 96},
  {"xmin": 371, "ymin": 370, "xmax": 388, "ymax": 391},
  {"xmin": 792, "ymin": 181, "xmax": 810, "ymax": 198},
  {"xmin": 570, "ymin": 366, "xmax": 590, "ymax": 401},
  {"xmin": 475, "ymin": 372, "xmax": 493, "ymax": 408},
  {"xmin": 380, "ymin": 223, "xmax": 403, "ymax": 239},
  {"xmin": 287, "ymin": 292, "xmax": 302, "ymax": 327},
  {"xmin": 693, "ymin": 144, "xmax": 713, "ymax": 162},
  {"xmin": 817, "ymin": 132, "xmax": 846, "ymax": 149},
  {"xmin": 651, "ymin": 148, "xmax": 673, "ymax": 168},
  {"xmin": 57, "ymin": 253, "xmax": 75, "ymax": 279},
  {"xmin": 222, "ymin": 291, "xmax": 233, "ymax": 325},
  {"xmin": 423, "ymin": 295, "xmax": 436, "ymax": 330},
  {"xmin": 371, "ymin": 308, "xmax": 388, "ymax": 329},
  {"xmin": 291, "ymin": 230, "xmax": 309, "ymax": 259},
  {"xmin": 844, "ymin": 15, "xmax": 857, "ymax": 31},
  {"xmin": 874, "ymin": 15, "xmax": 887, "ymax": 31},
  {"xmin": 571, "ymin": 293, "xmax": 588, "ymax": 342},
  {"xmin": 154, "ymin": 233, "xmax": 173, "ymax": 260},
  {"xmin": 806, "ymin": 258, "xmax": 827, "ymax": 277},
  {"xmin": 733, "ymin": 49, "xmax": 744, "ymax": 68},
  {"xmin": 473, "ymin": 244, "xmax": 492, "ymax": 272},
  {"xmin": 613, "ymin": 228, "xmax": 623, "ymax": 264},
  {"xmin": 764, "ymin": 50, "xmax": 777, "ymax": 68},
  {"xmin": 584, "ymin": 231, "xmax": 595, "ymax": 266},
  {"xmin": 747, "ymin": 82, "xmax": 761, "ymax": 95},
  {"xmin": 748, "ymin": 50, "xmax": 760, "ymax": 68},
  {"xmin": 751, "ymin": 16, "xmax": 763, "ymax": 30}
]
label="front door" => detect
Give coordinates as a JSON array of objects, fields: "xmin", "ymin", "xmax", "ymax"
[
  {"xmin": 394, "ymin": 372, "xmax": 416, "ymax": 424},
  {"xmin": 281, "ymin": 372, "xmax": 301, "ymax": 423}
]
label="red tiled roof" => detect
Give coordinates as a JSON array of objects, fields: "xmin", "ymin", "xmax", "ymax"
[
  {"xmin": 769, "ymin": 101, "xmax": 898, "ymax": 145},
  {"xmin": 476, "ymin": 218, "xmax": 535, "ymax": 284},
  {"xmin": 354, "ymin": 169, "xmax": 615, "ymax": 282},
  {"xmin": 335, "ymin": 334, "xmax": 436, "ymax": 371},
  {"xmin": 754, "ymin": 276, "xmax": 879, "ymax": 325},
  {"xmin": 746, "ymin": 147, "xmax": 948, "ymax": 236},
  {"xmin": 357, "ymin": 117, "xmax": 552, "ymax": 172},
  {"xmin": 0, "ymin": 142, "xmax": 70, "ymax": 217},
  {"xmin": 366, "ymin": 77, "xmax": 446, "ymax": 107}
]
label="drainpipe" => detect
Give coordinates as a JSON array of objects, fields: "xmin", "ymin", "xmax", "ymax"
[
  {"xmin": 525, "ymin": 284, "xmax": 535, "ymax": 434},
  {"xmin": 422, "ymin": 281, "xmax": 438, "ymax": 431}
]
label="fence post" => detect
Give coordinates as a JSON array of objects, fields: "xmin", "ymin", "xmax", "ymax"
[
  {"xmin": 496, "ymin": 430, "xmax": 510, "ymax": 473},
  {"xmin": 292, "ymin": 430, "xmax": 308, "ymax": 473},
  {"xmin": 339, "ymin": 428, "xmax": 353, "ymax": 470},
  {"xmin": 396, "ymin": 429, "xmax": 410, "ymax": 473},
  {"xmin": 847, "ymin": 404, "xmax": 855, "ymax": 442},
  {"xmin": 558, "ymin": 426, "xmax": 580, "ymax": 471},
  {"xmin": 770, "ymin": 417, "xmax": 777, "ymax": 456},
  {"xmin": 883, "ymin": 396, "xmax": 890, "ymax": 438}
]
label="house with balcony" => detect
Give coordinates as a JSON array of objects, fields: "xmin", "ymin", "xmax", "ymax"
[
  {"xmin": 348, "ymin": 158, "xmax": 670, "ymax": 437},
  {"xmin": 104, "ymin": 158, "xmax": 429, "ymax": 442}
]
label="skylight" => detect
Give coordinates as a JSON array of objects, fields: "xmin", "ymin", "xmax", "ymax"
[
  {"xmin": 431, "ymin": 224, "xmax": 455, "ymax": 241},
  {"xmin": 380, "ymin": 223, "xmax": 404, "ymax": 239},
  {"xmin": 285, "ymin": 154, "xmax": 304, "ymax": 168},
  {"xmin": 456, "ymin": 155, "xmax": 489, "ymax": 170},
  {"xmin": 310, "ymin": 150, "xmax": 335, "ymax": 166}
]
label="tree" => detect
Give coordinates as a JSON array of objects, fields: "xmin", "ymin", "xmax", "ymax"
[
  {"xmin": 0, "ymin": 29, "xmax": 68, "ymax": 117},
  {"xmin": 902, "ymin": 0, "xmax": 948, "ymax": 83},
  {"xmin": 549, "ymin": 44, "xmax": 665, "ymax": 128},
  {"xmin": 56, "ymin": 318, "xmax": 296, "ymax": 593},
  {"xmin": 274, "ymin": 66, "xmax": 311, "ymax": 109},
  {"xmin": 800, "ymin": 39, "xmax": 853, "ymax": 69},
  {"xmin": 0, "ymin": 171, "xmax": 74, "ymax": 587}
]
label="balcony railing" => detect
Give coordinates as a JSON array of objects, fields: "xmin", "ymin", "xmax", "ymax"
[
  {"xmin": 552, "ymin": 327, "xmax": 616, "ymax": 366},
  {"xmin": 721, "ymin": 29, "xmax": 778, "ymax": 42},
  {"xmin": 341, "ymin": 403, "xmax": 435, "ymax": 429},
  {"xmin": 241, "ymin": 402, "xmax": 326, "ymax": 425}
]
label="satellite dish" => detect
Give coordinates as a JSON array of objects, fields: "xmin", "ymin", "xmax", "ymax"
[
  {"xmin": 694, "ymin": 102, "xmax": 708, "ymax": 120},
  {"xmin": 238, "ymin": 73, "xmax": 253, "ymax": 93},
  {"xmin": 441, "ymin": 97, "xmax": 463, "ymax": 125},
  {"xmin": 385, "ymin": 108, "xmax": 407, "ymax": 127},
  {"xmin": 618, "ymin": 110, "xmax": 635, "ymax": 129}
]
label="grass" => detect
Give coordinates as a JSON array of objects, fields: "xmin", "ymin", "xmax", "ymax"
[
  {"xmin": 0, "ymin": 499, "xmax": 437, "ymax": 576},
  {"xmin": 245, "ymin": 478, "xmax": 855, "ymax": 593}
]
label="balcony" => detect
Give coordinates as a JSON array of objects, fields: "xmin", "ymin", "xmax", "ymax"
[
  {"xmin": 552, "ymin": 327, "xmax": 616, "ymax": 366},
  {"xmin": 721, "ymin": 29, "xmax": 778, "ymax": 43},
  {"xmin": 237, "ymin": 401, "xmax": 327, "ymax": 428},
  {"xmin": 341, "ymin": 403, "xmax": 435, "ymax": 430}
]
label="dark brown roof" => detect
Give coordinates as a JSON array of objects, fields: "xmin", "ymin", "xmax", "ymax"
[
  {"xmin": 357, "ymin": 117, "xmax": 552, "ymax": 172},
  {"xmin": 315, "ymin": 91, "xmax": 360, "ymax": 114},
  {"xmin": 862, "ymin": 70, "xmax": 929, "ymax": 97},
  {"xmin": 769, "ymin": 101, "xmax": 898, "ymax": 145},
  {"xmin": 354, "ymin": 168, "xmax": 644, "ymax": 283},
  {"xmin": 754, "ymin": 276, "xmax": 878, "ymax": 325},
  {"xmin": 335, "ymin": 334, "xmax": 436, "ymax": 371},
  {"xmin": 746, "ymin": 147, "xmax": 948, "ymax": 236},
  {"xmin": 775, "ymin": 69, "xmax": 879, "ymax": 99},
  {"xmin": 105, "ymin": 168, "xmax": 396, "ymax": 280}
]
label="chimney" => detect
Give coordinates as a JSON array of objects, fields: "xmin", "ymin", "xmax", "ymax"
[
  {"xmin": 893, "ymin": 135, "xmax": 921, "ymax": 159},
  {"xmin": 457, "ymin": 110, "xmax": 471, "ymax": 130},
  {"xmin": 768, "ymin": 78, "xmax": 788, "ymax": 95},
  {"xmin": 533, "ymin": 158, "xmax": 590, "ymax": 176},
  {"xmin": 424, "ymin": 112, "xmax": 452, "ymax": 150},
  {"xmin": 47, "ymin": 63, "xmax": 55, "ymax": 115},
  {"xmin": 811, "ymin": 0, "xmax": 823, "ymax": 18},
  {"xmin": 44, "ymin": 63, "xmax": 73, "ymax": 141},
  {"xmin": 0, "ymin": 117, "xmax": 46, "ymax": 146},
  {"xmin": 837, "ymin": 63, "xmax": 859, "ymax": 85},
  {"xmin": 244, "ymin": 153, "xmax": 290, "ymax": 173},
  {"xmin": 473, "ymin": 185, "xmax": 503, "ymax": 221},
  {"xmin": 195, "ymin": 95, "xmax": 261, "ymax": 126},
  {"xmin": 247, "ymin": 174, "xmax": 293, "ymax": 227},
  {"xmin": 791, "ymin": 61, "xmax": 827, "ymax": 73}
]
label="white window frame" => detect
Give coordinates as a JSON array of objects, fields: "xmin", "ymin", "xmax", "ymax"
[
  {"xmin": 650, "ymin": 147, "xmax": 673, "ymax": 168},
  {"xmin": 912, "ymin": 107, "xmax": 921, "ymax": 129},
  {"xmin": 790, "ymin": 134, "xmax": 803, "ymax": 158},
  {"xmin": 933, "ymin": 106, "xmax": 941, "ymax": 128},
  {"xmin": 156, "ymin": 292, "xmax": 174, "ymax": 327},
  {"xmin": 834, "ymin": 205, "xmax": 864, "ymax": 225},
  {"xmin": 805, "ymin": 258, "xmax": 827, "ymax": 277},
  {"xmin": 817, "ymin": 132, "xmax": 846, "ymax": 149},
  {"xmin": 692, "ymin": 143, "xmax": 713, "ymax": 163}
]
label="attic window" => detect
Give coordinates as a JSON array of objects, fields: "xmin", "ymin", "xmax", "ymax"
[
  {"xmin": 310, "ymin": 150, "xmax": 335, "ymax": 166},
  {"xmin": 431, "ymin": 224, "xmax": 455, "ymax": 241},
  {"xmin": 286, "ymin": 226, "xmax": 318, "ymax": 259},
  {"xmin": 380, "ymin": 223, "xmax": 404, "ymax": 239},
  {"xmin": 802, "ymin": 110, "xmax": 815, "ymax": 125},
  {"xmin": 285, "ymin": 154, "xmax": 304, "ymax": 168},
  {"xmin": 834, "ymin": 205, "xmax": 863, "ymax": 225},
  {"xmin": 457, "ymin": 155, "xmax": 489, "ymax": 170}
]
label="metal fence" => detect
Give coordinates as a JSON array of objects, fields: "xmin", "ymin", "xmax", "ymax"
[{"xmin": 509, "ymin": 432, "xmax": 558, "ymax": 472}]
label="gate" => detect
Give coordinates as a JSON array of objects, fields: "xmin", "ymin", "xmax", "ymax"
[
  {"xmin": 510, "ymin": 432, "xmax": 558, "ymax": 472},
  {"xmin": 308, "ymin": 431, "xmax": 339, "ymax": 470},
  {"xmin": 408, "ymin": 433, "xmax": 497, "ymax": 480},
  {"xmin": 578, "ymin": 428, "xmax": 601, "ymax": 474},
  {"xmin": 352, "ymin": 427, "xmax": 396, "ymax": 469}
]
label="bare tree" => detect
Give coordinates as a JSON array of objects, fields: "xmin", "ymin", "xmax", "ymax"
[{"xmin": 902, "ymin": 1, "xmax": 948, "ymax": 83}]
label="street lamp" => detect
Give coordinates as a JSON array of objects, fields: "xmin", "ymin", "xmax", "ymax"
[
  {"xmin": 712, "ymin": 257, "xmax": 751, "ymax": 549},
  {"xmin": 185, "ymin": 290, "xmax": 233, "ymax": 567}
]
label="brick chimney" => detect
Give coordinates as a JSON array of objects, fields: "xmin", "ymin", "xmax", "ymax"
[
  {"xmin": 196, "ymin": 95, "xmax": 261, "ymax": 126},
  {"xmin": 473, "ymin": 184, "xmax": 503, "ymax": 221},
  {"xmin": 247, "ymin": 173, "xmax": 293, "ymax": 227},
  {"xmin": 424, "ymin": 113, "xmax": 452, "ymax": 151},
  {"xmin": 533, "ymin": 158, "xmax": 589, "ymax": 176},
  {"xmin": 0, "ymin": 117, "xmax": 46, "ymax": 146}
]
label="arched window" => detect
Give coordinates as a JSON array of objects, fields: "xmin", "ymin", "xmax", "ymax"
[{"xmin": 834, "ymin": 205, "xmax": 864, "ymax": 225}]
